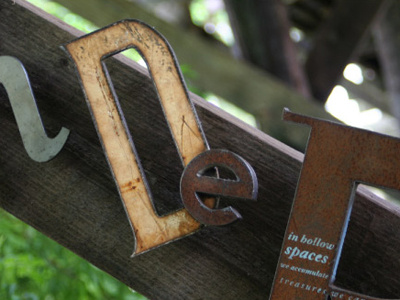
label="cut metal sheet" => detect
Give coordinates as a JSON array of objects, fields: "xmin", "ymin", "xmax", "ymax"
[
  {"xmin": 269, "ymin": 108, "xmax": 400, "ymax": 300},
  {"xmin": 0, "ymin": 56, "xmax": 69, "ymax": 162},
  {"xmin": 64, "ymin": 20, "xmax": 258, "ymax": 255},
  {"xmin": 180, "ymin": 149, "xmax": 258, "ymax": 226},
  {"xmin": 64, "ymin": 20, "xmax": 213, "ymax": 256}
]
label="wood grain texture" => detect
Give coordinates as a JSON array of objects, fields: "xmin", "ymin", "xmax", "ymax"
[{"xmin": 0, "ymin": 1, "xmax": 399, "ymax": 299}]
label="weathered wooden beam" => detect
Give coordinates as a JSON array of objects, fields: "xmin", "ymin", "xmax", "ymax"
[
  {"xmin": 305, "ymin": 0, "xmax": 387, "ymax": 102},
  {"xmin": 51, "ymin": 0, "xmax": 331, "ymax": 150},
  {"xmin": 0, "ymin": 1, "xmax": 399, "ymax": 299},
  {"xmin": 224, "ymin": 0, "xmax": 311, "ymax": 97}
]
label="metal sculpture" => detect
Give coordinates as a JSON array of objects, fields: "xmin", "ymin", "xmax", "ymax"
[
  {"xmin": 270, "ymin": 109, "xmax": 400, "ymax": 300},
  {"xmin": 0, "ymin": 56, "xmax": 69, "ymax": 162},
  {"xmin": 64, "ymin": 19, "xmax": 257, "ymax": 256}
]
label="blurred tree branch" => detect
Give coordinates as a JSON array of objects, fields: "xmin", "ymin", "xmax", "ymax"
[
  {"xmin": 374, "ymin": 0, "xmax": 400, "ymax": 128},
  {"xmin": 224, "ymin": 0, "xmax": 311, "ymax": 97}
]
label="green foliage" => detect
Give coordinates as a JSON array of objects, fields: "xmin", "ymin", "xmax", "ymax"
[
  {"xmin": 0, "ymin": 209, "xmax": 146, "ymax": 300},
  {"xmin": 27, "ymin": 0, "xmax": 97, "ymax": 33},
  {"xmin": 189, "ymin": 0, "xmax": 234, "ymax": 46},
  {"xmin": 190, "ymin": 0, "xmax": 210, "ymax": 26},
  {"xmin": 205, "ymin": 93, "xmax": 258, "ymax": 127}
]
